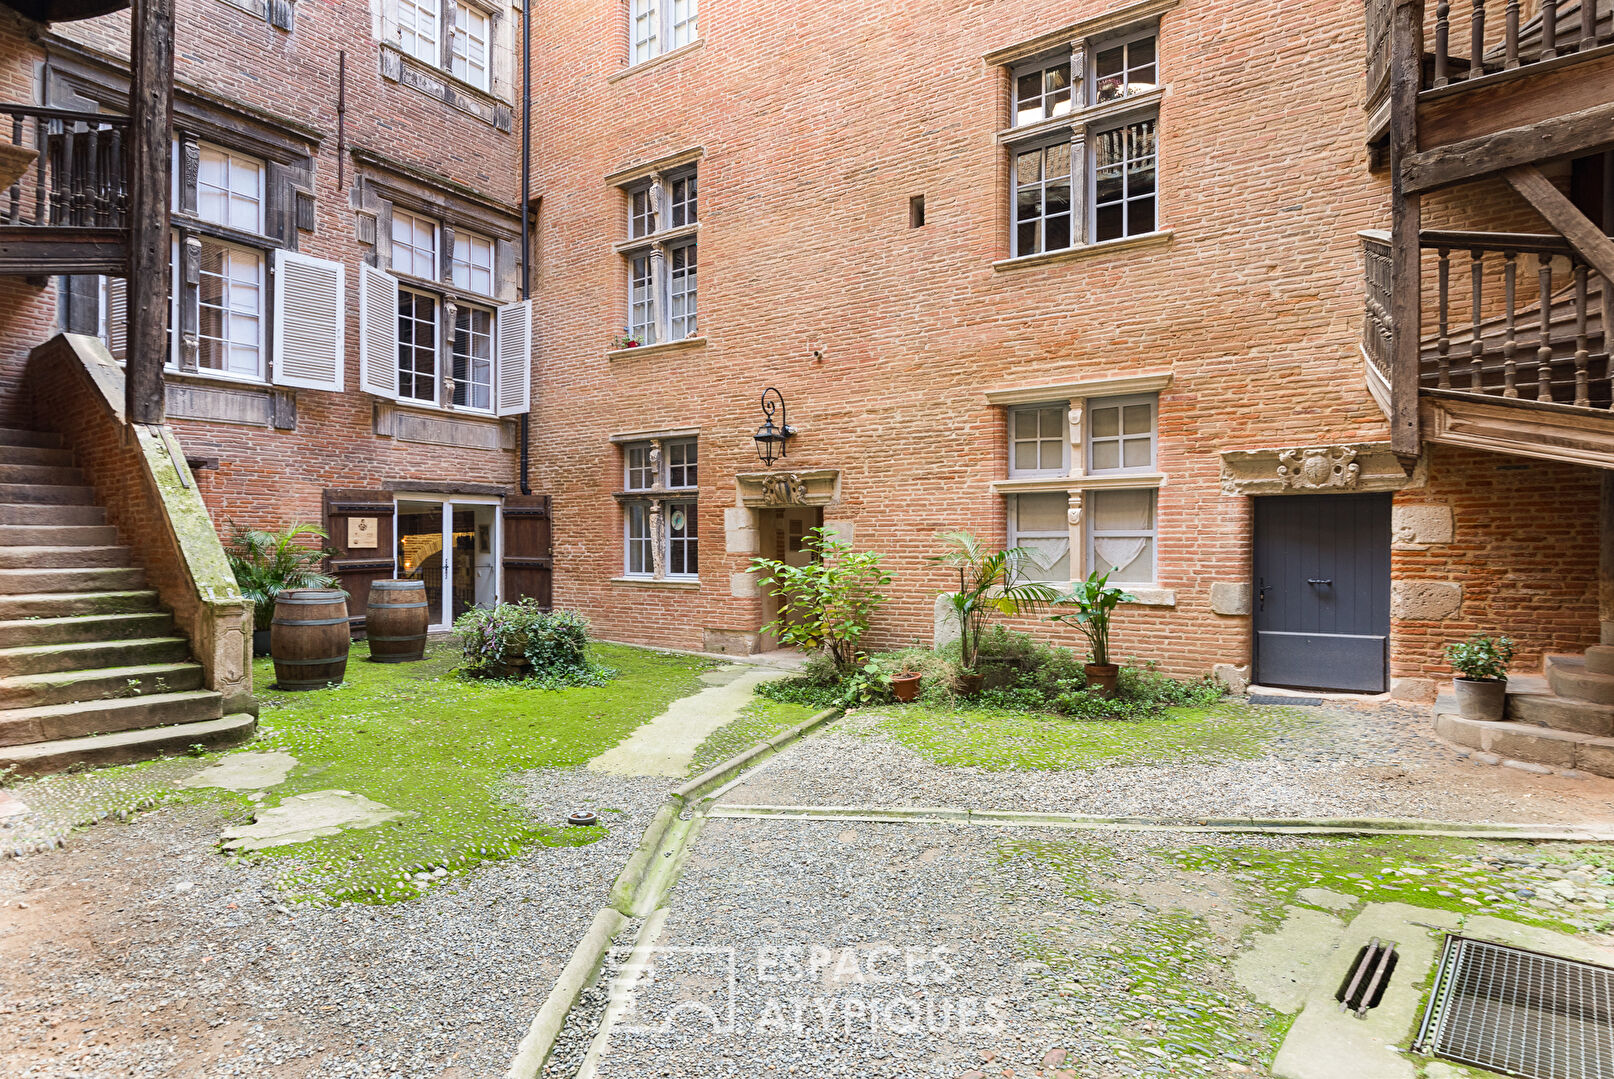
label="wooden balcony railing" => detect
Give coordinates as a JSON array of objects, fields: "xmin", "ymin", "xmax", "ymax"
[
  {"xmin": 0, "ymin": 104, "xmax": 130, "ymax": 276},
  {"xmin": 1428, "ymin": 0, "xmax": 1610, "ymax": 89},
  {"xmin": 1362, "ymin": 231, "xmax": 1394, "ymax": 388}
]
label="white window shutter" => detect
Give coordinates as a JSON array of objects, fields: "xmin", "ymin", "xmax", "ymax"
[
  {"xmin": 271, "ymin": 250, "xmax": 345, "ymax": 391},
  {"xmin": 495, "ymin": 298, "xmax": 532, "ymax": 416},
  {"xmin": 358, "ymin": 262, "xmax": 400, "ymax": 400},
  {"xmin": 104, "ymin": 277, "xmax": 127, "ymax": 362}
]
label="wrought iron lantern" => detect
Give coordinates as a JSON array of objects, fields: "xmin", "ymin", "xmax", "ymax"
[{"xmin": 753, "ymin": 387, "xmax": 796, "ymax": 467}]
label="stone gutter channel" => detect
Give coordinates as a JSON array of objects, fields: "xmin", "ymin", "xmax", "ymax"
[{"xmin": 504, "ymin": 706, "xmax": 1614, "ymax": 1079}]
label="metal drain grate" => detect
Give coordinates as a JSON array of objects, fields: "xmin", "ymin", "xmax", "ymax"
[{"xmin": 1414, "ymin": 935, "xmax": 1614, "ymax": 1079}]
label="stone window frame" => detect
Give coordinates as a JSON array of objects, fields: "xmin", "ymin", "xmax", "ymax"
[
  {"xmin": 379, "ymin": 0, "xmax": 516, "ymax": 129},
  {"xmin": 614, "ymin": 164, "xmax": 700, "ymax": 350},
  {"xmin": 986, "ymin": 372, "xmax": 1174, "ymax": 602},
  {"xmin": 614, "ymin": 434, "xmax": 701, "ymax": 583},
  {"xmin": 386, "ymin": 206, "xmax": 501, "ymax": 414},
  {"xmin": 996, "ymin": 15, "xmax": 1168, "ymax": 263},
  {"xmin": 629, "ymin": 0, "xmax": 699, "ymax": 67}
]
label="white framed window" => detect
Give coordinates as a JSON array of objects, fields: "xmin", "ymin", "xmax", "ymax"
[
  {"xmin": 630, "ymin": 0, "xmax": 696, "ymax": 64},
  {"xmin": 620, "ymin": 167, "xmax": 699, "ymax": 346},
  {"xmin": 629, "ymin": 187, "xmax": 655, "ymax": 239},
  {"xmin": 451, "ymin": 4, "xmax": 491, "ymax": 90},
  {"xmin": 1087, "ymin": 394, "xmax": 1155, "ymax": 473},
  {"xmin": 669, "ymin": 172, "xmax": 697, "ymax": 227},
  {"xmin": 668, "ymin": 242, "xmax": 697, "ymax": 341},
  {"xmin": 397, "ymin": 286, "xmax": 439, "ymax": 403},
  {"xmin": 628, "ymin": 253, "xmax": 656, "ymax": 345},
  {"xmin": 451, "ymin": 303, "xmax": 494, "ymax": 411},
  {"xmin": 1001, "ymin": 26, "xmax": 1161, "ymax": 257},
  {"xmin": 395, "ymin": 0, "xmax": 441, "ymax": 64},
  {"xmin": 1008, "ymin": 491, "xmax": 1071, "ymax": 583},
  {"xmin": 1008, "ymin": 402, "xmax": 1068, "ymax": 477},
  {"xmin": 391, "ymin": 209, "xmax": 439, "ymax": 279},
  {"xmin": 196, "ymin": 145, "xmax": 265, "ymax": 234},
  {"xmin": 451, "ymin": 229, "xmax": 495, "ymax": 295},
  {"xmin": 194, "ymin": 239, "xmax": 265, "ymax": 379},
  {"xmin": 621, "ymin": 437, "xmax": 699, "ymax": 580},
  {"xmin": 1089, "ymin": 489, "xmax": 1156, "ymax": 583}
]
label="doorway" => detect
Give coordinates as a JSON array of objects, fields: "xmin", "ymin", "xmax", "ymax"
[
  {"xmin": 395, "ymin": 497, "xmax": 501, "ymax": 630},
  {"xmin": 1252, "ymin": 492, "xmax": 1391, "ymax": 693},
  {"xmin": 758, "ymin": 506, "xmax": 823, "ymax": 648}
]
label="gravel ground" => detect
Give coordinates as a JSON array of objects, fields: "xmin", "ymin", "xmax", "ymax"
[
  {"xmin": 0, "ymin": 768, "xmax": 666, "ymax": 1079},
  {"xmin": 717, "ymin": 704, "xmax": 1614, "ymax": 825}
]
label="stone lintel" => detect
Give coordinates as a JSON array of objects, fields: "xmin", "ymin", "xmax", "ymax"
[{"xmin": 1220, "ymin": 442, "xmax": 1423, "ymax": 497}]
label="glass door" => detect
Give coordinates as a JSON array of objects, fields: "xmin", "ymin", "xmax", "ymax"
[
  {"xmin": 396, "ymin": 500, "xmax": 446, "ymax": 627},
  {"xmin": 395, "ymin": 497, "xmax": 500, "ymax": 630},
  {"xmin": 449, "ymin": 504, "xmax": 499, "ymax": 622}
]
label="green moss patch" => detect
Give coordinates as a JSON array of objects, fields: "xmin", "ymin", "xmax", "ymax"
[
  {"xmin": 683, "ymin": 696, "xmax": 819, "ymax": 779},
  {"xmin": 864, "ymin": 701, "xmax": 1317, "ymax": 772}
]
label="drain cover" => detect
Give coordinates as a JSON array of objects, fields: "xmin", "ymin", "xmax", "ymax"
[{"xmin": 1415, "ymin": 935, "xmax": 1614, "ymax": 1079}]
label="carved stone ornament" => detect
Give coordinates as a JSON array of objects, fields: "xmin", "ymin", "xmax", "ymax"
[
  {"xmin": 735, "ymin": 469, "xmax": 841, "ymax": 509},
  {"xmin": 1066, "ymin": 491, "xmax": 1083, "ymax": 527},
  {"xmin": 1277, "ymin": 446, "xmax": 1360, "ymax": 490},
  {"xmin": 760, "ymin": 473, "xmax": 810, "ymax": 506},
  {"xmin": 1219, "ymin": 442, "xmax": 1422, "ymax": 497}
]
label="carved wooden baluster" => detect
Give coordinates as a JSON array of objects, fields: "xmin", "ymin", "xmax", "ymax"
[
  {"xmin": 5, "ymin": 114, "xmax": 20, "ymax": 224},
  {"xmin": 86, "ymin": 127, "xmax": 104, "ymax": 226},
  {"xmin": 1468, "ymin": 0, "xmax": 1486, "ymax": 77},
  {"xmin": 109, "ymin": 127, "xmax": 125, "ymax": 228},
  {"xmin": 1502, "ymin": 250, "xmax": 1519, "ymax": 397},
  {"xmin": 1436, "ymin": 247, "xmax": 1452, "ymax": 387},
  {"xmin": 1505, "ymin": 0, "xmax": 1521, "ymax": 66},
  {"xmin": 1542, "ymin": 0, "xmax": 1558, "ymax": 58},
  {"xmin": 1434, "ymin": 0, "xmax": 1451, "ymax": 85},
  {"xmin": 1582, "ymin": 0, "xmax": 1597, "ymax": 49},
  {"xmin": 35, "ymin": 119, "xmax": 50, "ymax": 226},
  {"xmin": 1538, "ymin": 253, "xmax": 1555, "ymax": 401},
  {"xmin": 1574, "ymin": 262, "xmax": 1590, "ymax": 406},
  {"xmin": 1470, "ymin": 247, "xmax": 1486, "ymax": 391}
]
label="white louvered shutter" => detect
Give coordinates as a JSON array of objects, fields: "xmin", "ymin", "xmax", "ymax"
[
  {"xmin": 104, "ymin": 277, "xmax": 127, "ymax": 362},
  {"xmin": 271, "ymin": 250, "xmax": 345, "ymax": 391},
  {"xmin": 495, "ymin": 298, "xmax": 531, "ymax": 416},
  {"xmin": 358, "ymin": 262, "xmax": 400, "ymax": 400}
]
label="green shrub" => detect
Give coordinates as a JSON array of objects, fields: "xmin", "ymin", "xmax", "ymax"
[
  {"xmin": 1444, "ymin": 633, "xmax": 1515, "ymax": 681},
  {"xmin": 452, "ymin": 601, "xmax": 615, "ymax": 687},
  {"xmin": 225, "ymin": 522, "xmax": 335, "ymax": 632},
  {"xmin": 1053, "ymin": 663, "xmax": 1224, "ymax": 720},
  {"xmin": 749, "ymin": 528, "xmax": 892, "ymax": 674}
]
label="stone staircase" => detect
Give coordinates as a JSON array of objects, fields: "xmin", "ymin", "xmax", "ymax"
[
  {"xmin": 1435, "ymin": 647, "xmax": 1614, "ymax": 778},
  {"xmin": 0, "ymin": 425, "xmax": 253, "ymax": 777}
]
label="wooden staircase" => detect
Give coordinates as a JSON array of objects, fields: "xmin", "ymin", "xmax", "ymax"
[
  {"xmin": 1435, "ymin": 647, "xmax": 1614, "ymax": 776},
  {"xmin": 0, "ymin": 425, "xmax": 253, "ymax": 777}
]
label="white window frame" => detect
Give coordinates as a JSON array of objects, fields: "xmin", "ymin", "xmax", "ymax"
[
  {"xmin": 391, "ymin": 209, "xmax": 439, "ymax": 280},
  {"xmin": 1090, "ymin": 115, "xmax": 1159, "ymax": 245},
  {"xmin": 191, "ymin": 236, "xmax": 267, "ymax": 382},
  {"xmin": 1007, "ymin": 401, "xmax": 1069, "ymax": 478},
  {"xmin": 1090, "ymin": 26, "xmax": 1159, "ymax": 106},
  {"xmin": 1087, "ymin": 488, "xmax": 1157, "ymax": 585},
  {"xmin": 397, "ymin": 284, "xmax": 441, "ymax": 405},
  {"xmin": 451, "ymin": 3, "xmax": 492, "ymax": 91},
  {"xmin": 195, "ymin": 144, "xmax": 266, "ymax": 235},
  {"xmin": 1086, "ymin": 393, "xmax": 1156, "ymax": 474},
  {"xmin": 620, "ymin": 437, "xmax": 699, "ymax": 581},
  {"xmin": 1010, "ymin": 138, "xmax": 1077, "ymax": 260},
  {"xmin": 630, "ymin": 0, "xmax": 697, "ymax": 64},
  {"xmin": 450, "ymin": 300, "xmax": 495, "ymax": 412},
  {"xmin": 1012, "ymin": 53, "xmax": 1075, "ymax": 128},
  {"xmin": 395, "ymin": 0, "xmax": 442, "ymax": 65},
  {"xmin": 624, "ymin": 502, "xmax": 654, "ymax": 576},
  {"xmin": 665, "ymin": 498, "xmax": 698, "ymax": 578},
  {"xmin": 1007, "ymin": 491, "xmax": 1072, "ymax": 584},
  {"xmin": 620, "ymin": 167, "xmax": 699, "ymax": 346},
  {"xmin": 451, "ymin": 229, "xmax": 495, "ymax": 296}
]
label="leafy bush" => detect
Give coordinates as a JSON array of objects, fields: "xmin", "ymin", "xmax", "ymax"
[
  {"xmin": 225, "ymin": 522, "xmax": 335, "ymax": 631},
  {"xmin": 749, "ymin": 528, "xmax": 892, "ymax": 674},
  {"xmin": 929, "ymin": 531, "xmax": 1060, "ymax": 673},
  {"xmin": 1444, "ymin": 633, "xmax": 1515, "ymax": 681},
  {"xmin": 1054, "ymin": 664, "xmax": 1225, "ymax": 720},
  {"xmin": 1048, "ymin": 570, "xmax": 1137, "ymax": 666},
  {"xmin": 960, "ymin": 626, "xmax": 1085, "ymax": 695},
  {"xmin": 453, "ymin": 601, "xmax": 615, "ymax": 687}
]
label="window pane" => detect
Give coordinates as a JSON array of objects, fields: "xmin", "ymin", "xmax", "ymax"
[
  {"xmin": 1090, "ymin": 442, "xmax": 1120, "ymax": 470},
  {"xmin": 1014, "ymin": 442, "xmax": 1039, "ymax": 471},
  {"xmin": 1038, "ymin": 407, "xmax": 1062, "ymax": 437},
  {"xmin": 1045, "ymin": 213, "xmax": 1071, "ymax": 252},
  {"xmin": 1016, "ymin": 492, "xmax": 1067, "ymax": 531},
  {"xmin": 1129, "ymin": 195, "xmax": 1156, "ymax": 235},
  {"xmin": 1016, "ymin": 149, "xmax": 1043, "ymax": 184},
  {"xmin": 1122, "ymin": 404, "xmax": 1151, "ymax": 434},
  {"xmin": 1093, "ymin": 489, "xmax": 1155, "ymax": 530},
  {"xmin": 1039, "ymin": 438, "xmax": 1064, "ymax": 470},
  {"xmin": 1095, "ymin": 203, "xmax": 1124, "ymax": 243},
  {"xmin": 1094, "ymin": 536, "xmax": 1153, "ymax": 582},
  {"xmin": 1123, "ymin": 438, "xmax": 1152, "ymax": 469},
  {"xmin": 1044, "ymin": 142, "xmax": 1070, "ymax": 178},
  {"xmin": 1091, "ymin": 407, "xmax": 1119, "ymax": 438}
]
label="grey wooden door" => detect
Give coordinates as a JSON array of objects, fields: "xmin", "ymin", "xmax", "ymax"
[{"xmin": 1253, "ymin": 493, "xmax": 1391, "ymax": 692}]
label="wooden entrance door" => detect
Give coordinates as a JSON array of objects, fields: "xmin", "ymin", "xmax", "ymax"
[
  {"xmin": 1252, "ymin": 492, "xmax": 1391, "ymax": 692},
  {"xmin": 501, "ymin": 494, "xmax": 553, "ymax": 610}
]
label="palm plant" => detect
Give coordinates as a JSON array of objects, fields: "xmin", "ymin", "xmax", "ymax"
[
  {"xmin": 1049, "ymin": 570, "xmax": 1137, "ymax": 667},
  {"xmin": 929, "ymin": 530, "xmax": 1060, "ymax": 672},
  {"xmin": 226, "ymin": 523, "xmax": 337, "ymax": 631}
]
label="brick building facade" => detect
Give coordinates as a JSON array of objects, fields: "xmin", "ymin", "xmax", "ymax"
[{"xmin": 3, "ymin": 0, "xmax": 1612, "ymax": 700}]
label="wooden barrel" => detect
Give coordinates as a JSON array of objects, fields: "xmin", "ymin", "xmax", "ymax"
[
  {"xmin": 270, "ymin": 589, "xmax": 351, "ymax": 690},
  {"xmin": 366, "ymin": 579, "xmax": 429, "ymax": 663}
]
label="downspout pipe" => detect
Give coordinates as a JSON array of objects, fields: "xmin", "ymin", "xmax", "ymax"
[{"xmin": 518, "ymin": 0, "xmax": 533, "ymax": 496}]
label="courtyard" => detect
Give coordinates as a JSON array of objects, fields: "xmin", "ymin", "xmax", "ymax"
[{"xmin": 3, "ymin": 639, "xmax": 1613, "ymax": 1079}]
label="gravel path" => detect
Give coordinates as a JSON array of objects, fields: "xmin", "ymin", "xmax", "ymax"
[
  {"xmin": 717, "ymin": 704, "xmax": 1614, "ymax": 826},
  {"xmin": 0, "ymin": 768, "xmax": 666, "ymax": 1079}
]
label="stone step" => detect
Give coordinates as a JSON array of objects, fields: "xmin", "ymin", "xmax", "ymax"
[
  {"xmin": 0, "ymin": 690, "xmax": 223, "ymax": 747},
  {"xmin": 0, "ymin": 463, "xmax": 85, "ymax": 486},
  {"xmin": 0, "ymin": 661, "xmax": 205, "ymax": 709},
  {"xmin": 0, "ymin": 445, "xmax": 74, "ymax": 467},
  {"xmin": 0, "ymin": 567, "xmax": 144, "ymax": 595},
  {"xmin": 1585, "ymin": 645, "xmax": 1614, "ymax": 677},
  {"xmin": 0, "ymin": 712, "xmax": 255, "ymax": 778},
  {"xmin": 0, "ymin": 545, "xmax": 134, "ymax": 570},
  {"xmin": 0, "ymin": 636, "xmax": 192, "ymax": 677},
  {"xmin": 0, "ymin": 428, "xmax": 62, "ymax": 449},
  {"xmin": 0, "ymin": 483, "xmax": 95, "ymax": 506},
  {"xmin": 1506, "ymin": 690, "xmax": 1614, "ymax": 737},
  {"xmin": 0, "ymin": 590, "xmax": 162, "ymax": 620},
  {"xmin": 0, "ymin": 525, "xmax": 119, "ymax": 547},
  {"xmin": 1435, "ymin": 711, "xmax": 1614, "ymax": 777},
  {"xmin": 0, "ymin": 502, "xmax": 106, "ymax": 527},
  {"xmin": 0, "ymin": 611, "xmax": 173, "ymax": 648},
  {"xmin": 1545, "ymin": 654, "xmax": 1614, "ymax": 705}
]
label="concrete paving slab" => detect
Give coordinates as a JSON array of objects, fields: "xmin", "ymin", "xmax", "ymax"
[
  {"xmin": 1233, "ymin": 906, "xmax": 1344, "ymax": 1013},
  {"xmin": 220, "ymin": 789, "xmax": 407, "ymax": 851},
  {"xmin": 1296, "ymin": 887, "xmax": 1359, "ymax": 912},
  {"xmin": 180, "ymin": 751, "xmax": 297, "ymax": 791},
  {"xmin": 587, "ymin": 666, "xmax": 785, "ymax": 778}
]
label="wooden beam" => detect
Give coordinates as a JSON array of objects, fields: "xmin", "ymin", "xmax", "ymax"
[
  {"xmin": 1404, "ymin": 100, "xmax": 1614, "ymax": 193},
  {"xmin": 1388, "ymin": 0, "xmax": 1423, "ymax": 457},
  {"xmin": 125, "ymin": 0, "xmax": 175, "ymax": 426},
  {"xmin": 1503, "ymin": 164, "xmax": 1614, "ymax": 284}
]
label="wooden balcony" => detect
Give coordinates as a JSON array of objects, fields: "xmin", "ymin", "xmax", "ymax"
[
  {"xmin": 1363, "ymin": 228, "xmax": 1614, "ymax": 468},
  {"xmin": 0, "ymin": 105, "xmax": 130, "ymax": 278}
]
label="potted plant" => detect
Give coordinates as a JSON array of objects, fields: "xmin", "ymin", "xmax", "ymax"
[
  {"xmin": 225, "ymin": 523, "xmax": 337, "ymax": 656},
  {"xmin": 930, "ymin": 531, "xmax": 1060, "ymax": 695},
  {"xmin": 610, "ymin": 331, "xmax": 644, "ymax": 350},
  {"xmin": 1049, "ymin": 570, "xmax": 1137, "ymax": 697},
  {"xmin": 891, "ymin": 663, "xmax": 922, "ymax": 703},
  {"xmin": 1444, "ymin": 633, "xmax": 1516, "ymax": 722}
]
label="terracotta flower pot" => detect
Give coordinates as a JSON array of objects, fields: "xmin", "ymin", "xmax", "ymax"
[
  {"xmin": 1453, "ymin": 677, "xmax": 1507, "ymax": 722},
  {"xmin": 957, "ymin": 672, "xmax": 984, "ymax": 696},
  {"xmin": 1084, "ymin": 663, "xmax": 1121, "ymax": 697},
  {"xmin": 891, "ymin": 674, "xmax": 922, "ymax": 703}
]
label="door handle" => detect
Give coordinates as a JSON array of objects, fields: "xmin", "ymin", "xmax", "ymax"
[{"xmin": 1307, "ymin": 578, "xmax": 1333, "ymax": 586}]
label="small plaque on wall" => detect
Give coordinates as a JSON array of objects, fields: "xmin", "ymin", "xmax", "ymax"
[{"xmin": 348, "ymin": 517, "xmax": 380, "ymax": 549}]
